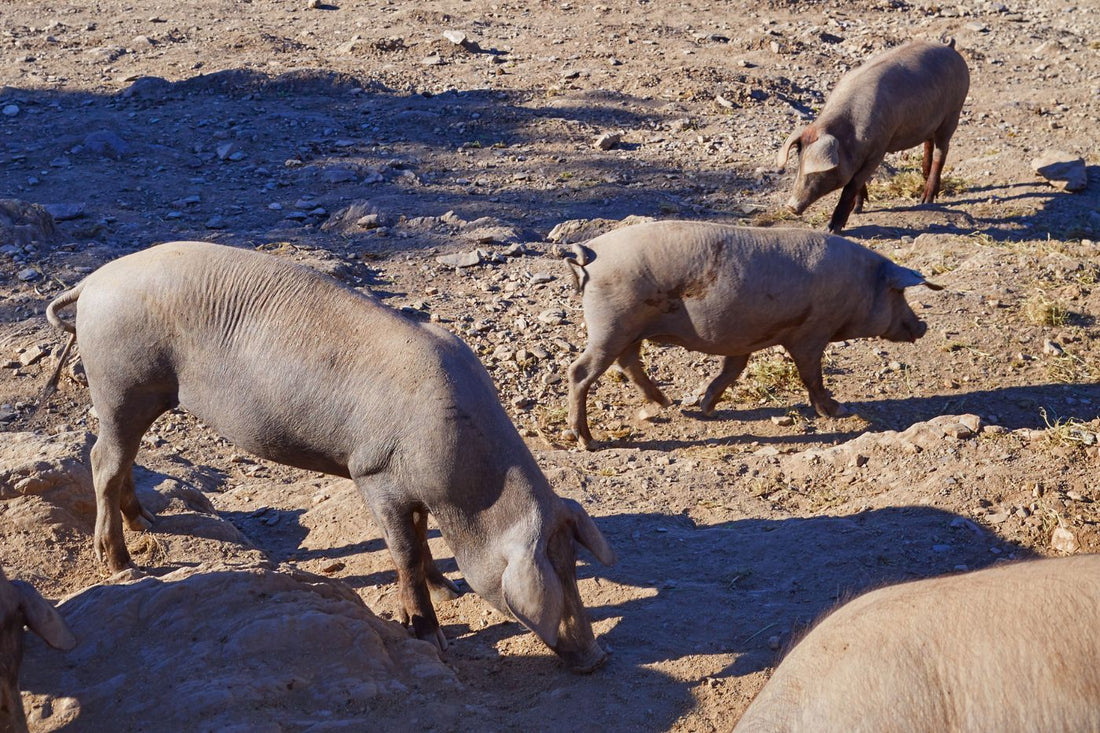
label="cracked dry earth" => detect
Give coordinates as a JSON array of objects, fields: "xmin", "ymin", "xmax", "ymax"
[{"xmin": 1, "ymin": 0, "xmax": 1099, "ymax": 730}]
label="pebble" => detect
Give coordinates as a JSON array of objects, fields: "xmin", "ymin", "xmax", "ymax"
[
  {"xmin": 595, "ymin": 132, "xmax": 622, "ymax": 151},
  {"xmin": 537, "ymin": 309, "xmax": 566, "ymax": 326},
  {"xmin": 1050, "ymin": 527, "xmax": 1079, "ymax": 554},
  {"xmin": 529, "ymin": 273, "xmax": 555, "ymax": 285},
  {"xmin": 16, "ymin": 267, "xmax": 40, "ymax": 282},
  {"xmin": 1043, "ymin": 339, "xmax": 1065, "ymax": 356},
  {"xmin": 2, "ymin": 104, "xmax": 19, "ymax": 117},
  {"xmin": 18, "ymin": 345, "xmax": 46, "ymax": 366},
  {"xmin": 436, "ymin": 251, "xmax": 482, "ymax": 268},
  {"xmin": 1031, "ymin": 150, "xmax": 1088, "ymax": 192},
  {"xmin": 204, "ymin": 215, "xmax": 227, "ymax": 229},
  {"xmin": 771, "ymin": 415, "xmax": 794, "ymax": 427}
]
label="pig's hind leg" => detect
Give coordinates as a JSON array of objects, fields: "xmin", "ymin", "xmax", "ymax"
[
  {"xmin": 785, "ymin": 342, "xmax": 847, "ymax": 418},
  {"xmin": 89, "ymin": 390, "xmax": 172, "ymax": 573},
  {"xmin": 699, "ymin": 354, "xmax": 750, "ymax": 416},
  {"xmin": 615, "ymin": 340, "xmax": 672, "ymax": 421}
]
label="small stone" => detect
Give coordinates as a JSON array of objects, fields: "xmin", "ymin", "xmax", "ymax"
[
  {"xmin": 931, "ymin": 544, "xmax": 953, "ymax": 553},
  {"xmin": 1050, "ymin": 527, "xmax": 1079, "ymax": 554},
  {"xmin": 322, "ymin": 167, "xmax": 359, "ymax": 184},
  {"xmin": 1043, "ymin": 339, "xmax": 1065, "ymax": 356},
  {"xmin": 767, "ymin": 635, "xmax": 781, "ymax": 650},
  {"xmin": 16, "ymin": 268, "xmax": 40, "ymax": 282},
  {"xmin": 957, "ymin": 414, "xmax": 982, "ymax": 433},
  {"xmin": 216, "ymin": 143, "xmax": 240, "ymax": 161},
  {"xmin": 985, "ymin": 511, "xmax": 1010, "ymax": 524},
  {"xmin": 2, "ymin": 104, "xmax": 19, "ymax": 117},
  {"xmin": 422, "ymin": 54, "xmax": 444, "ymax": 66},
  {"xmin": 436, "ymin": 251, "xmax": 482, "ymax": 268},
  {"xmin": 1031, "ymin": 151, "xmax": 1088, "ymax": 192},
  {"xmin": 771, "ymin": 415, "xmax": 794, "ymax": 427},
  {"xmin": 18, "ymin": 345, "xmax": 46, "ymax": 366},
  {"xmin": 42, "ymin": 203, "xmax": 85, "ymax": 221},
  {"xmin": 595, "ymin": 132, "xmax": 622, "ymax": 151},
  {"xmin": 204, "ymin": 215, "xmax": 227, "ymax": 229},
  {"xmin": 529, "ymin": 273, "xmax": 555, "ymax": 285},
  {"xmin": 443, "ymin": 30, "xmax": 482, "ymax": 52},
  {"xmin": 537, "ymin": 309, "xmax": 566, "ymax": 326},
  {"xmin": 943, "ymin": 423, "xmax": 974, "ymax": 440}
]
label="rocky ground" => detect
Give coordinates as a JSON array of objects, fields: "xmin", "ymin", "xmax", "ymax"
[{"xmin": 1, "ymin": 0, "xmax": 1099, "ymax": 730}]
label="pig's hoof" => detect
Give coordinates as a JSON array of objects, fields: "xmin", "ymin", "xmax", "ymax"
[
  {"xmin": 108, "ymin": 566, "xmax": 147, "ymax": 584},
  {"xmin": 429, "ymin": 576, "xmax": 463, "ymax": 603},
  {"xmin": 124, "ymin": 513, "xmax": 153, "ymax": 531}
]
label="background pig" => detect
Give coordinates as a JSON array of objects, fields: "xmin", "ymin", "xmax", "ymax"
[
  {"xmin": 0, "ymin": 569, "xmax": 76, "ymax": 733},
  {"xmin": 44, "ymin": 241, "xmax": 615, "ymax": 672},
  {"xmin": 735, "ymin": 555, "xmax": 1100, "ymax": 732},
  {"xmin": 776, "ymin": 39, "xmax": 969, "ymax": 233},
  {"xmin": 564, "ymin": 220, "xmax": 940, "ymax": 449}
]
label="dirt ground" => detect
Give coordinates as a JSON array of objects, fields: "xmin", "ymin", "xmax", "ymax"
[{"xmin": 2, "ymin": 0, "xmax": 1099, "ymax": 730}]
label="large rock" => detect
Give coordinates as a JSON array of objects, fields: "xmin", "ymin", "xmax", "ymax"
[
  {"xmin": 1031, "ymin": 150, "xmax": 1088, "ymax": 192},
  {"xmin": 21, "ymin": 563, "xmax": 459, "ymax": 731},
  {"xmin": 0, "ymin": 199, "xmax": 58, "ymax": 247},
  {"xmin": 0, "ymin": 432, "xmax": 255, "ymax": 596}
]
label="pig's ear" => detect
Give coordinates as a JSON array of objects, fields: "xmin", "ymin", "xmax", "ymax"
[
  {"xmin": 563, "ymin": 499, "xmax": 616, "ymax": 566},
  {"xmin": 14, "ymin": 580, "xmax": 77, "ymax": 651},
  {"xmin": 801, "ymin": 134, "xmax": 840, "ymax": 174},
  {"xmin": 502, "ymin": 549, "xmax": 564, "ymax": 648},
  {"xmin": 776, "ymin": 128, "xmax": 804, "ymax": 168},
  {"xmin": 887, "ymin": 264, "xmax": 941, "ymax": 291}
]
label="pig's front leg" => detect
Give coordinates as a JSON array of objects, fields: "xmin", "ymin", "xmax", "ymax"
[
  {"xmin": 412, "ymin": 508, "xmax": 463, "ymax": 603},
  {"xmin": 786, "ymin": 342, "xmax": 847, "ymax": 418},
  {"xmin": 357, "ymin": 481, "xmax": 447, "ymax": 651}
]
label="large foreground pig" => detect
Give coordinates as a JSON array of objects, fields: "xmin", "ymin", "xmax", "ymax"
[
  {"xmin": 564, "ymin": 221, "xmax": 940, "ymax": 449},
  {"xmin": 1, "ymin": 569, "xmax": 76, "ymax": 733},
  {"xmin": 777, "ymin": 39, "xmax": 969, "ymax": 233},
  {"xmin": 735, "ymin": 555, "xmax": 1100, "ymax": 732},
  {"xmin": 44, "ymin": 242, "xmax": 615, "ymax": 672}
]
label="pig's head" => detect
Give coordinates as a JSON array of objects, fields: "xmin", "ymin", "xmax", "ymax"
[
  {"xmin": 498, "ymin": 498, "xmax": 616, "ymax": 673},
  {"xmin": 871, "ymin": 262, "xmax": 943, "ymax": 344},
  {"xmin": 777, "ymin": 126, "xmax": 848, "ymax": 215},
  {"xmin": 0, "ymin": 572, "xmax": 76, "ymax": 733}
]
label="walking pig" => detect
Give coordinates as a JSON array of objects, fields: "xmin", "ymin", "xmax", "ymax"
[
  {"xmin": 564, "ymin": 220, "xmax": 940, "ymax": 449},
  {"xmin": 776, "ymin": 40, "xmax": 969, "ymax": 232}
]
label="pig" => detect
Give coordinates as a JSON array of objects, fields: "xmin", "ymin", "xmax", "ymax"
[
  {"xmin": 43, "ymin": 241, "xmax": 615, "ymax": 672},
  {"xmin": 564, "ymin": 220, "xmax": 941, "ymax": 449},
  {"xmin": 734, "ymin": 555, "xmax": 1100, "ymax": 732},
  {"xmin": 776, "ymin": 39, "xmax": 970, "ymax": 233},
  {"xmin": 1, "ymin": 569, "xmax": 76, "ymax": 733}
]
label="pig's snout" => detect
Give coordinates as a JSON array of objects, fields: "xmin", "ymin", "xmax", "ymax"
[
  {"xmin": 910, "ymin": 319, "xmax": 928, "ymax": 341},
  {"xmin": 786, "ymin": 196, "xmax": 807, "ymax": 215},
  {"xmin": 557, "ymin": 640, "xmax": 609, "ymax": 674}
]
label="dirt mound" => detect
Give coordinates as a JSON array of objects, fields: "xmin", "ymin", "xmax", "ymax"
[{"xmin": 20, "ymin": 562, "xmax": 458, "ymax": 732}]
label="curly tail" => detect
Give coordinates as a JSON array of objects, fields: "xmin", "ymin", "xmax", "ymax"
[
  {"xmin": 39, "ymin": 285, "xmax": 83, "ymax": 406},
  {"xmin": 562, "ymin": 243, "xmax": 596, "ymax": 294}
]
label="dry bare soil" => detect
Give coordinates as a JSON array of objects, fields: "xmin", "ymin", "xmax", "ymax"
[{"xmin": 2, "ymin": 0, "xmax": 1099, "ymax": 730}]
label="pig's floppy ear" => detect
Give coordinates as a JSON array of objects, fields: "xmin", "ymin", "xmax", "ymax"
[
  {"xmin": 887, "ymin": 264, "xmax": 943, "ymax": 292},
  {"xmin": 801, "ymin": 134, "xmax": 840, "ymax": 174},
  {"xmin": 563, "ymin": 499, "xmax": 616, "ymax": 566},
  {"xmin": 502, "ymin": 548, "xmax": 564, "ymax": 649},
  {"xmin": 14, "ymin": 580, "xmax": 77, "ymax": 651},
  {"xmin": 776, "ymin": 128, "xmax": 804, "ymax": 168}
]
